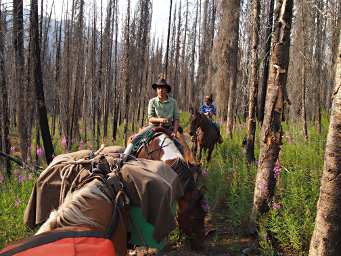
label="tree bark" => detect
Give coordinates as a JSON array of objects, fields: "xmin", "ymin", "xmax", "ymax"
[
  {"xmin": 30, "ymin": 0, "xmax": 55, "ymax": 164},
  {"xmin": 308, "ymin": 29, "xmax": 341, "ymax": 256},
  {"xmin": 301, "ymin": 7, "xmax": 308, "ymax": 140},
  {"xmin": 257, "ymin": 0, "xmax": 275, "ymax": 125},
  {"xmin": 225, "ymin": 0, "xmax": 241, "ymax": 137},
  {"xmin": 123, "ymin": 0, "xmax": 131, "ymax": 146},
  {"xmin": 252, "ymin": 0, "xmax": 293, "ymax": 214},
  {"xmin": 314, "ymin": 0, "xmax": 323, "ymax": 134},
  {"xmin": 0, "ymin": 5, "xmax": 11, "ymax": 176},
  {"xmin": 165, "ymin": 0, "xmax": 173, "ymax": 78},
  {"xmin": 189, "ymin": 0, "xmax": 199, "ymax": 110},
  {"xmin": 302, "ymin": 62, "xmax": 308, "ymax": 140},
  {"xmin": 246, "ymin": 0, "xmax": 260, "ymax": 164},
  {"xmin": 13, "ymin": 0, "xmax": 28, "ymax": 161},
  {"xmin": 112, "ymin": 0, "xmax": 119, "ymax": 143}
]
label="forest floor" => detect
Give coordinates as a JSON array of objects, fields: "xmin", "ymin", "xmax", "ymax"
[{"xmin": 132, "ymin": 204, "xmax": 259, "ymax": 256}]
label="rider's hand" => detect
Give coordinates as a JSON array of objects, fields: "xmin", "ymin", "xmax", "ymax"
[
  {"xmin": 160, "ymin": 118, "xmax": 169, "ymax": 125},
  {"xmin": 171, "ymin": 132, "xmax": 176, "ymax": 138}
]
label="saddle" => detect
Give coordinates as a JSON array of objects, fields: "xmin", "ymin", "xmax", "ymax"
[{"xmin": 129, "ymin": 127, "xmax": 183, "ymax": 156}]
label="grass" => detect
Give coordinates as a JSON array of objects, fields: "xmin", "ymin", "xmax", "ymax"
[{"xmin": 0, "ymin": 112, "xmax": 327, "ymax": 255}]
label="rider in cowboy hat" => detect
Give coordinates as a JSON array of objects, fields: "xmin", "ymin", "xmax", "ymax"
[{"xmin": 148, "ymin": 77, "xmax": 179, "ymax": 138}]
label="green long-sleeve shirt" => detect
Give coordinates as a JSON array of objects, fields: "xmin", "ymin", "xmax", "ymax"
[{"xmin": 148, "ymin": 96, "xmax": 179, "ymax": 124}]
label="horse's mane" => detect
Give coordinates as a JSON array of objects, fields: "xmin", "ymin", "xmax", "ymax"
[{"xmin": 36, "ymin": 179, "xmax": 112, "ymax": 235}]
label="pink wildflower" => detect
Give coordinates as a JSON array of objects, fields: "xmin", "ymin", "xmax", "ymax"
[
  {"xmin": 273, "ymin": 159, "xmax": 282, "ymax": 179},
  {"xmin": 79, "ymin": 140, "xmax": 84, "ymax": 150},
  {"xmin": 18, "ymin": 175, "xmax": 25, "ymax": 184},
  {"xmin": 61, "ymin": 136, "xmax": 67, "ymax": 148},
  {"xmin": 10, "ymin": 146, "xmax": 16, "ymax": 152},
  {"xmin": 36, "ymin": 147, "xmax": 44, "ymax": 157},
  {"xmin": 272, "ymin": 202, "xmax": 281, "ymax": 210},
  {"xmin": 15, "ymin": 198, "xmax": 21, "ymax": 208},
  {"xmin": 202, "ymin": 169, "xmax": 209, "ymax": 178},
  {"xmin": 28, "ymin": 173, "xmax": 33, "ymax": 181}
]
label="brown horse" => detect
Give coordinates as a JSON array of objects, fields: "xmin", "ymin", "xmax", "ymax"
[
  {"xmin": 127, "ymin": 129, "xmax": 207, "ymax": 250},
  {"xmin": 189, "ymin": 110, "xmax": 220, "ymax": 162},
  {"xmin": 1, "ymin": 177, "xmax": 129, "ymax": 256}
]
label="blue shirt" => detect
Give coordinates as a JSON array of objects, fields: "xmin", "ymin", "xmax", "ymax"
[{"xmin": 199, "ymin": 103, "xmax": 216, "ymax": 115}]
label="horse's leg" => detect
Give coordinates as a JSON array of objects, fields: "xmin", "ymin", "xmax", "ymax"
[{"xmin": 207, "ymin": 145, "xmax": 214, "ymax": 163}]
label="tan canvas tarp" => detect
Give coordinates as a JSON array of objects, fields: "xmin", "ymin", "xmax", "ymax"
[
  {"xmin": 24, "ymin": 146, "xmax": 124, "ymax": 229},
  {"xmin": 24, "ymin": 147, "xmax": 183, "ymax": 242},
  {"xmin": 119, "ymin": 159, "xmax": 184, "ymax": 241}
]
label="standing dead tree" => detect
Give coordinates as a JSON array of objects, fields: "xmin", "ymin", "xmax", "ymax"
[
  {"xmin": 252, "ymin": 0, "xmax": 294, "ymax": 215},
  {"xmin": 258, "ymin": 0, "xmax": 274, "ymax": 125},
  {"xmin": 164, "ymin": 0, "xmax": 173, "ymax": 78},
  {"xmin": 123, "ymin": 0, "xmax": 131, "ymax": 146},
  {"xmin": 225, "ymin": 0, "xmax": 240, "ymax": 137},
  {"xmin": 30, "ymin": 0, "xmax": 55, "ymax": 164},
  {"xmin": 13, "ymin": 0, "xmax": 29, "ymax": 162},
  {"xmin": 308, "ymin": 29, "xmax": 341, "ymax": 256},
  {"xmin": 0, "ymin": 2, "xmax": 11, "ymax": 176},
  {"xmin": 246, "ymin": 0, "xmax": 260, "ymax": 164}
]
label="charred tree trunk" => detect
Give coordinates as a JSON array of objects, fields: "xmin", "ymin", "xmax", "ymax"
[
  {"xmin": 112, "ymin": 0, "xmax": 119, "ymax": 143},
  {"xmin": 96, "ymin": 0, "xmax": 103, "ymax": 148},
  {"xmin": 189, "ymin": 0, "xmax": 199, "ymax": 110},
  {"xmin": 180, "ymin": 0, "xmax": 189, "ymax": 110},
  {"xmin": 0, "ymin": 5, "xmax": 11, "ymax": 176},
  {"xmin": 252, "ymin": 0, "xmax": 293, "ymax": 214},
  {"xmin": 225, "ymin": 0, "xmax": 241, "ymax": 137},
  {"xmin": 314, "ymin": 0, "xmax": 323, "ymax": 134},
  {"xmin": 308, "ymin": 29, "xmax": 341, "ymax": 256},
  {"xmin": 258, "ymin": 0, "xmax": 275, "ymax": 125},
  {"xmin": 302, "ymin": 62, "xmax": 308, "ymax": 140},
  {"xmin": 246, "ymin": 0, "xmax": 260, "ymax": 164},
  {"xmin": 164, "ymin": 0, "xmax": 173, "ymax": 78},
  {"xmin": 13, "ymin": 0, "xmax": 28, "ymax": 161},
  {"xmin": 69, "ymin": 0, "xmax": 85, "ymax": 148},
  {"xmin": 301, "ymin": 8, "xmax": 308, "ymax": 140},
  {"xmin": 123, "ymin": 0, "xmax": 131, "ymax": 146},
  {"xmin": 30, "ymin": 0, "xmax": 55, "ymax": 164}
]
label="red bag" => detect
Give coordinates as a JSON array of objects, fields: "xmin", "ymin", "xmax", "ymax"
[{"xmin": 0, "ymin": 230, "xmax": 116, "ymax": 256}]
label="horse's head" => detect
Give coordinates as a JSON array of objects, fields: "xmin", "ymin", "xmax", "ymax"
[{"xmin": 189, "ymin": 110, "xmax": 205, "ymax": 136}]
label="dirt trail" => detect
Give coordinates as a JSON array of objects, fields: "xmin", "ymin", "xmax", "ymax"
[
  {"xmin": 131, "ymin": 210, "xmax": 259, "ymax": 256},
  {"xmin": 131, "ymin": 234, "xmax": 257, "ymax": 256}
]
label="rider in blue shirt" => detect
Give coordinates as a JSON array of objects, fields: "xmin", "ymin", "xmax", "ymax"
[
  {"xmin": 199, "ymin": 95, "xmax": 223, "ymax": 144},
  {"xmin": 199, "ymin": 96, "xmax": 217, "ymax": 117}
]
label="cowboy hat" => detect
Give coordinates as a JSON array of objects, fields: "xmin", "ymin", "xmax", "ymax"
[{"xmin": 152, "ymin": 78, "xmax": 171, "ymax": 93}]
